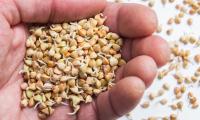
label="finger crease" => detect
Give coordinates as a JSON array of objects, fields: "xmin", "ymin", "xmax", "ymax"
[
  {"xmin": 108, "ymin": 91, "xmax": 122, "ymax": 117},
  {"xmin": 12, "ymin": 0, "xmax": 21, "ymax": 24},
  {"xmin": 92, "ymin": 101, "xmax": 100, "ymax": 120},
  {"xmin": 48, "ymin": 0, "xmax": 56, "ymax": 22}
]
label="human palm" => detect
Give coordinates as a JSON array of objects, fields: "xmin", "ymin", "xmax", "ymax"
[{"xmin": 0, "ymin": 0, "xmax": 170, "ymax": 120}]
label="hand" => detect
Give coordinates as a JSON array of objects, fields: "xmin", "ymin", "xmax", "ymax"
[{"xmin": 0, "ymin": 0, "xmax": 170, "ymax": 120}]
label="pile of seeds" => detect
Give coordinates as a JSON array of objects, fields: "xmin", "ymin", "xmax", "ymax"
[{"xmin": 20, "ymin": 13, "xmax": 125, "ymax": 119}]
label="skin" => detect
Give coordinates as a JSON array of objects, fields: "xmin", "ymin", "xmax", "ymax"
[{"xmin": 0, "ymin": 0, "xmax": 170, "ymax": 120}]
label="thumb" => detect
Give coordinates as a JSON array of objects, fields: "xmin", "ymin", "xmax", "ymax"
[{"xmin": 96, "ymin": 77, "xmax": 145, "ymax": 120}]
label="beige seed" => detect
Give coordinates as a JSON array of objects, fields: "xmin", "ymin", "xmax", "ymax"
[
  {"xmin": 98, "ymin": 38, "xmax": 108, "ymax": 46},
  {"xmin": 148, "ymin": 0, "xmax": 155, "ymax": 7},
  {"xmin": 109, "ymin": 57, "xmax": 118, "ymax": 66},
  {"xmin": 187, "ymin": 18, "xmax": 193, "ymax": 25},
  {"xmin": 160, "ymin": 99, "xmax": 168, "ymax": 105},
  {"xmin": 149, "ymin": 92, "xmax": 157, "ymax": 100},
  {"xmin": 50, "ymin": 24, "xmax": 62, "ymax": 32},
  {"xmin": 53, "ymin": 85, "xmax": 60, "ymax": 93},
  {"xmin": 21, "ymin": 99, "xmax": 28, "ymax": 107},
  {"xmin": 141, "ymin": 101, "xmax": 150, "ymax": 108},
  {"xmin": 21, "ymin": 82, "xmax": 28, "ymax": 90},
  {"xmin": 41, "ymin": 107, "xmax": 50, "ymax": 115},
  {"xmin": 162, "ymin": 116, "xmax": 168, "ymax": 120},
  {"xmin": 55, "ymin": 97, "xmax": 62, "ymax": 104},
  {"xmin": 170, "ymin": 104, "xmax": 178, "ymax": 110},
  {"xmin": 178, "ymin": 12, "xmax": 184, "ymax": 18},
  {"xmin": 34, "ymin": 28, "xmax": 43, "ymax": 37},
  {"xmin": 169, "ymin": 0, "xmax": 175, "ymax": 3},
  {"xmin": 174, "ymin": 16, "xmax": 181, "ymax": 24},
  {"xmin": 156, "ymin": 24, "xmax": 162, "ymax": 33},
  {"xmin": 90, "ymin": 52, "xmax": 97, "ymax": 59},
  {"xmin": 168, "ymin": 18, "xmax": 174, "ymax": 25},
  {"xmin": 29, "ymin": 83, "xmax": 36, "ymax": 90},
  {"xmin": 78, "ymin": 29, "xmax": 87, "ymax": 37},
  {"xmin": 163, "ymin": 83, "xmax": 170, "ymax": 90},
  {"xmin": 96, "ymin": 59, "xmax": 103, "ymax": 66},
  {"xmin": 57, "ymin": 62, "xmax": 66, "ymax": 70},
  {"xmin": 161, "ymin": 0, "xmax": 167, "ymax": 5},
  {"xmin": 112, "ymin": 44, "xmax": 121, "ymax": 51},
  {"xmin": 176, "ymin": 92, "xmax": 182, "ymax": 99},
  {"xmin": 118, "ymin": 59, "xmax": 126, "ymax": 66},
  {"xmin": 148, "ymin": 117, "xmax": 157, "ymax": 120},
  {"xmin": 54, "ymin": 53, "xmax": 61, "ymax": 60},
  {"xmin": 177, "ymin": 101, "xmax": 183, "ymax": 110},
  {"xmin": 158, "ymin": 89, "xmax": 165, "ymax": 96},
  {"xmin": 26, "ymin": 48, "xmax": 35, "ymax": 56}
]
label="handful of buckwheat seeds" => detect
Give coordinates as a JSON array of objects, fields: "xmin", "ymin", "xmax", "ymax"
[{"xmin": 20, "ymin": 13, "xmax": 126, "ymax": 119}]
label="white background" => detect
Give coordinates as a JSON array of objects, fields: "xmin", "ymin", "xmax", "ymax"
[{"xmin": 107, "ymin": 0, "xmax": 200, "ymax": 120}]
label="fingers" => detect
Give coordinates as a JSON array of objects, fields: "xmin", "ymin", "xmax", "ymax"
[
  {"xmin": 47, "ymin": 105, "xmax": 75, "ymax": 120},
  {"xmin": 0, "ymin": 24, "xmax": 26, "ymax": 88},
  {"xmin": 120, "ymin": 55, "xmax": 157, "ymax": 87},
  {"xmin": 96, "ymin": 77, "xmax": 145, "ymax": 120},
  {"xmin": 121, "ymin": 35, "xmax": 170, "ymax": 67},
  {"xmin": 11, "ymin": 0, "xmax": 106, "ymax": 24},
  {"xmin": 77, "ymin": 103, "xmax": 97, "ymax": 120},
  {"xmin": 21, "ymin": 108, "xmax": 40, "ymax": 120},
  {"xmin": 104, "ymin": 3, "xmax": 157, "ymax": 38},
  {"xmin": 132, "ymin": 35, "xmax": 171, "ymax": 67}
]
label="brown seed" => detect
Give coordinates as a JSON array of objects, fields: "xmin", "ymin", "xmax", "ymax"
[
  {"xmin": 161, "ymin": 0, "xmax": 167, "ymax": 5},
  {"xmin": 149, "ymin": 92, "xmax": 157, "ymax": 100},
  {"xmin": 194, "ymin": 54, "xmax": 200, "ymax": 63},
  {"xmin": 141, "ymin": 101, "xmax": 150, "ymax": 108},
  {"xmin": 28, "ymin": 97, "xmax": 35, "ymax": 107},
  {"xmin": 166, "ymin": 29, "xmax": 173, "ymax": 35},
  {"xmin": 163, "ymin": 83, "xmax": 170, "ymax": 90},
  {"xmin": 178, "ymin": 12, "xmax": 184, "ymax": 18},
  {"xmin": 38, "ymin": 113, "xmax": 47, "ymax": 119},
  {"xmin": 170, "ymin": 104, "xmax": 178, "ymax": 110},
  {"xmin": 53, "ymin": 85, "xmax": 60, "ymax": 93},
  {"xmin": 41, "ymin": 107, "xmax": 50, "ymax": 115},
  {"xmin": 170, "ymin": 114, "xmax": 177, "ymax": 120},
  {"xmin": 158, "ymin": 89, "xmax": 165, "ymax": 96},
  {"xmin": 160, "ymin": 99, "xmax": 168, "ymax": 105},
  {"xmin": 148, "ymin": 0, "xmax": 155, "ymax": 7},
  {"xmin": 148, "ymin": 117, "xmax": 157, "ymax": 120},
  {"xmin": 187, "ymin": 18, "xmax": 193, "ymax": 25},
  {"xmin": 174, "ymin": 16, "xmax": 181, "ymax": 24},
  {"xmin": 78, "ymin": 29, "xmax": 87, "ymax": 37},
  {"xmin": 192, "ymin": 102, "xmax": 199, "ymax": 109},
  {"xmin": 177, "ymin": 101, "xmax": 183, "ymax": 110}
]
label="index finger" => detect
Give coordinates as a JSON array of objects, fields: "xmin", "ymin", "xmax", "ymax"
[
  {"xmin": 104, "ymin": 3, "xmax": 158, "ymax": 38},
  {"xmin": 3, "ymin": 0, "xmax": 106, "ymax": 25}
]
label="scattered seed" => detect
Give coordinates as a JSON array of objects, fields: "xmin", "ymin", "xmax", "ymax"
[{"xmin": 160, "ymin": 98, "xmax": 168, "ymax": 105}]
